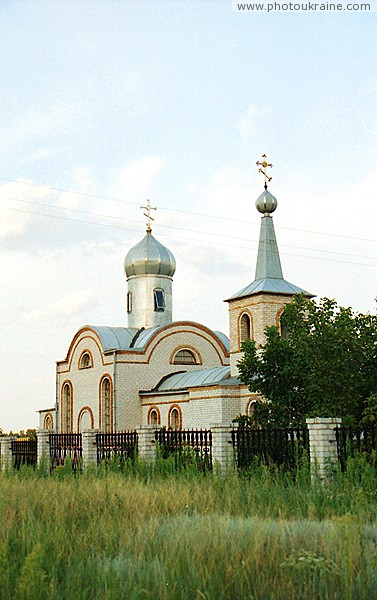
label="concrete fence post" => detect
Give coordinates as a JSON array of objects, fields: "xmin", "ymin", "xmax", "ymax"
[
  {"xmin": 37, "ymin": 429, "xmax": 50, "ymax": 467},
  {"xmin": 137, "ymin": 426, "xmax": 157, "ymax": 463},
  {"xmin": 211, "ymin": 424, "xmax": 235, "ymax": 476},
  {"xmin": 81, "ymin": 430, "xmax": 99, "ymax": 467},
  {"xmin": 306, "ymin": 417, "xmax": 342, "ymax": 478},
  {"xmin": 0, "ymin": 436, "xmax": 16, "ymax": 470}
]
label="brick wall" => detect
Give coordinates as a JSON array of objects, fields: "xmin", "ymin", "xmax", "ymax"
[{"xmin": 57, "ymin": 322, "xmax": 230, "ymax": 432}]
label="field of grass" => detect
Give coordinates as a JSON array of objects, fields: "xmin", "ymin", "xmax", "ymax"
[{"xmin": 0, "ymin": 457, "xmax": 376, "ymax": 599}]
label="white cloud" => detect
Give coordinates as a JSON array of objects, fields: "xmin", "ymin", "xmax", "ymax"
[
  {"xmin": 0, "ymin": 179, "xmax": 51, "ymax": 238},
  {"xmin": 26, "ymin": 289, "xmax": 97, "ymax": 325},
  {"xmin": 57, "ymin": 168, "xmax": 99, "ymax": 211},
  {"xmin": 110, "ymin": 155, "xmax": 165, "ymax": 202}
]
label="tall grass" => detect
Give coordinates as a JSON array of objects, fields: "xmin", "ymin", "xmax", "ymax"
[{"xmin": 0, "ymin": 457, "xmax": 376, "ymax": 599}]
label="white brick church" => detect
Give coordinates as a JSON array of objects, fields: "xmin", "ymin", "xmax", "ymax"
[{"xmin": 39, "ymin": 163, "xmax": 312, "ymax": 433}]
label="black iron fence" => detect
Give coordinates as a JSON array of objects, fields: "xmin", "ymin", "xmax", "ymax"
[
  {"xmin": 11, "ymin": 439, "xmax": 37, "ymax": 470},
  {"xmin": 49, "ymin": 433, "xmax": 82, "ymax": 471},
  {"xmin": 334, "ymin": 425, "xmax": 376, "ymax": 471},
  {"xmin": 231, "ymin": 427, "xmax": 310, "ymax": 472},
  {"xmin": 96, "ymin": 431, "xmax": 138, "ymax": 465},
  {"xmin": 155, "ymin": 429, "xmax": 212, "ymax": 471}
]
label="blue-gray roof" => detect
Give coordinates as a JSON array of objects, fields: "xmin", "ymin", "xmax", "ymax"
[
  {"xmin": 227, "ymin": 277, "xmax": 312, "ymax": 300},
  {"xmin": 88, "ymin": 326, "xmax": 139, "ymax": 352},
  {"xmin": 153, "ymin": 366, "xmax": 231, "ymax": 392},
  {"xmin": 87, "ymin": 324, "xmax": 230, "ymax": 353}
]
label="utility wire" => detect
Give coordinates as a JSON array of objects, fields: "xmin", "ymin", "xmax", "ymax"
[
  {"xmin": 1, "ymin": 175, "xmax": 377, "ymax": 245},
  {"xmin": 5, "ymin": 204, "xmax": 377, "ymax": 269},
  {"xmin": 3, "ymin": 195, "xmax": 377, "ymax": 263}
]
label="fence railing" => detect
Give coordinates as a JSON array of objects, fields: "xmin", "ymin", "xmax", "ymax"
[
  {"xmin": 334, "ymin": 425, "xmax": 376, "ymax": 471},
  {"xmin": 49, "ymin": 433, "xmax": 83, "ymax": 471},
  {"xmin": 11, "ymin": 439, "xmax": 37, "ymax": 470},
  {"xmin": 231, "ymin": 427, "xmax": 310, "ymax": 471},
  {"xmin": 154, "ymin": 429, "xmax": 212, "ymax": 470},
  {"xmin": 96, "ymin": 431, "xmax": 138, "ymax": 465}
]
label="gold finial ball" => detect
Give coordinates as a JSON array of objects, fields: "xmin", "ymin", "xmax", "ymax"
[{"xmin": 256, "ymin": 189, "xmax": 277, "ymax": 214}]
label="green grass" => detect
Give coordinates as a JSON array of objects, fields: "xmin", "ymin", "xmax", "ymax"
[{"xmin": 0, "ymin": 457, "xmax": 376, "ymax": 599}]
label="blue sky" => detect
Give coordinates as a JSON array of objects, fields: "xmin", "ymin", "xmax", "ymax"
[{"xmin": 0, "ymin": 0, "xmax": 376, "ymax": 431}]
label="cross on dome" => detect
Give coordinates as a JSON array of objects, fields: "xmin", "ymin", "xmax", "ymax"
[
  {"xmin": 256, "ymin": 153, "xmax": 273, "ymax": 189},
  {"xmin": 140, "ymin": 199, "xmax": 157, "ymax": 233}
]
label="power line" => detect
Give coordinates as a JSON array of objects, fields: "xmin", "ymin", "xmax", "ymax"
[
  {"xmin": 1, "ymin": 175, "xmax": 377, "ymax": 245},
  {"xmin": 3, "ymin": 194, "xmax": 377, "ymax": 263},
  {"xmin": 5, "ymin": 204, "xmax": 377, "ymax": 269}
]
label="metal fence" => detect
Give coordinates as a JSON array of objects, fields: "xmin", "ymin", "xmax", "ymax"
[
  {"xmin": 231, "ymin": 427, "xmax": 310, "ymax": 472},
  {"xmin": 49, "ymin": 433, "xmax": 83, "ymax": 471},
  {"xmin": 11, "ymin": 439, "xmax": 37, "ymax": 470},
  {"xmin": 155, "ymin": 429, "xmax": 212, "ymax": 471},
  {"xmin": 334, "ymin": 425, "xmax": 376, "ymax": 471},
  {"xmin": 96, "ymin": 431, "xmax": 138, "ymax": 465}
]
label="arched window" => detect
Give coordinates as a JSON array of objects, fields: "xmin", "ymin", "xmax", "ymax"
[
  {"xmin": 173, "ymin": 349, "xmax": 197, "ymax": 365},
  {"xmin": 100, "ymin": 377, "xmax": 112, "ymax": 433},
  {"xmin": 239, "ymin": 313, "xmax": 251, "ymax": 345},
  {"xmin": 247, "ymin": 401, "xmax": 256, "ymax": 418},
  {"xmin": 279, "ymin": 311, "xmax": 289, "ymax": 340},
  {"xmin": 44, "ymin": 413, "xmax": 54, "ymax": 430},
  {"xmin": 79, "ymin": 351, "xmax": 92, "ymax": 369},
  {"xmin": 61, "ymin": 383, "xmax": 72, "ymax": 432},
  {"xmin": 77, "ymin": 407, "xmax": 94, "ymax": 432},
  {"xmin": 169, "ymin": 406, "xmax": 181, "ymax": 430},
  {"xmin": 148, "ymin": 407, "xmax": 160, "ymax": 426},
  {"xmin": 154, "ymin": 288, "xmax": 165, "ymax": 312},
  {"xmin": 127, "ymin": 291, "xmax": 132, "ymax": 313}
]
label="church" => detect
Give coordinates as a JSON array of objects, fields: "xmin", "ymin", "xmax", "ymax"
[{"xmin": 39, "ymin": 157, "xmax": 312, "ymax": 433}]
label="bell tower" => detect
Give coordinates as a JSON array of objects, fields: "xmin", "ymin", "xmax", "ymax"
[{"xmin": 225, "ymin": 155, "xmax": 313, "ymax": 377}]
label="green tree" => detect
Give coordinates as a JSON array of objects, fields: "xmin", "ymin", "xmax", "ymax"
[{"xmin": 237, "ymin": 295, "xmax": 377, "ymax": 426}]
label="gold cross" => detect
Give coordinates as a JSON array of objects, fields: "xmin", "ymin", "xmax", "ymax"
[
  {"xmin": 256, "ymin": 153, "xmax": 273, "ymax": 189},
  {"xmin": 140, "ymin": 199, "xmax": 157, "ymax": 233}
]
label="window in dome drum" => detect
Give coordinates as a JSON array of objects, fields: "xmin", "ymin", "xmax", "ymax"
[
  {"xmin": 154, "ymin": 289, "xmax": 165, "ymax": 312},
  {"xmin": 127, "ymin": 291, "xmax": 132, "ymax": 313}
]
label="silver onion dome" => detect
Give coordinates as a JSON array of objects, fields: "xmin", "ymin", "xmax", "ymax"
[
  {"xmin": 124, "ymin": 232, "xmax": 176, "ymax": 277},
  {"xmin": 255, "ymin": 189, "xmax": 278, "ymax": 214}
]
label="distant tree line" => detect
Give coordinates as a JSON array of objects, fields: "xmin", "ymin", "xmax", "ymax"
[{"xmin": 0, "ymin": 428, "xmax": 37, "ymax": 439}]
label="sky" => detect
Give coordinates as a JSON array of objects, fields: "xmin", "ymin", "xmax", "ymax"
[{"xmin": 0, "ymin": 0, "xmax": 376, "ymax": 432}]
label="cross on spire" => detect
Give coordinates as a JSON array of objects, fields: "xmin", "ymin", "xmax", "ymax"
[
  {"xmin": 140, "ymin": 199, "xmax": 157, "ymax": 233},
  {"xmin": 256, "ymin": 153, "xmax": 273, "ymax": 189}
]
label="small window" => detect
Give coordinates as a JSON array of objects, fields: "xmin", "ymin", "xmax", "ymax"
[
  {"xmin": 61, "ymin": 383, "xmax": 72, "ymax": 433},
  {"xmin": 173, "ymin": 349, "xmax": 197, "ymax": 365},
  {"xmin": 44, "ymin": 413, "xmax": 54, "ymax": 430},
  {"xmin": 239, "ymin": 313, "xmax": 251, "ymax": 344},
  {"xmin": 100, "ymin": 377, "xmax": 112, "ymax": 433},
  {"xmin": 247, "ymin": 401, "xmax": 256, "ymax": 418},
  {"xmin": 169, "ymin": 407, "xmax": 181, "ymax": 430},
  {"xmin": 279, "ymin": 312, "xmax": 289, "ymax": 340},
  {"xmin": 127, "ymin": 291, "xmax": 132, "ymax": 313},
  {"xmin": 149, "ymin": 408, "xmax": 160, "ymax": 426},
  {"xmin": 79, "ymin": 351, "xmax": 92, "ymax": 369},
  {"xmin": 154, "ymin": 288, "xmax": 165, "ymax": 312}
]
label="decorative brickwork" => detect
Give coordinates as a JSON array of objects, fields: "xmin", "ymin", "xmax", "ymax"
[{"xmin": 228, "ymin": 292, "xmax": 295, "ymax": 377}]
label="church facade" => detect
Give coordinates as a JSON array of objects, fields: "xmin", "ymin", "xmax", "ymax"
[{"xmin": 39, "ymin": 170, "xmax": 312, "ymax": 433}]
